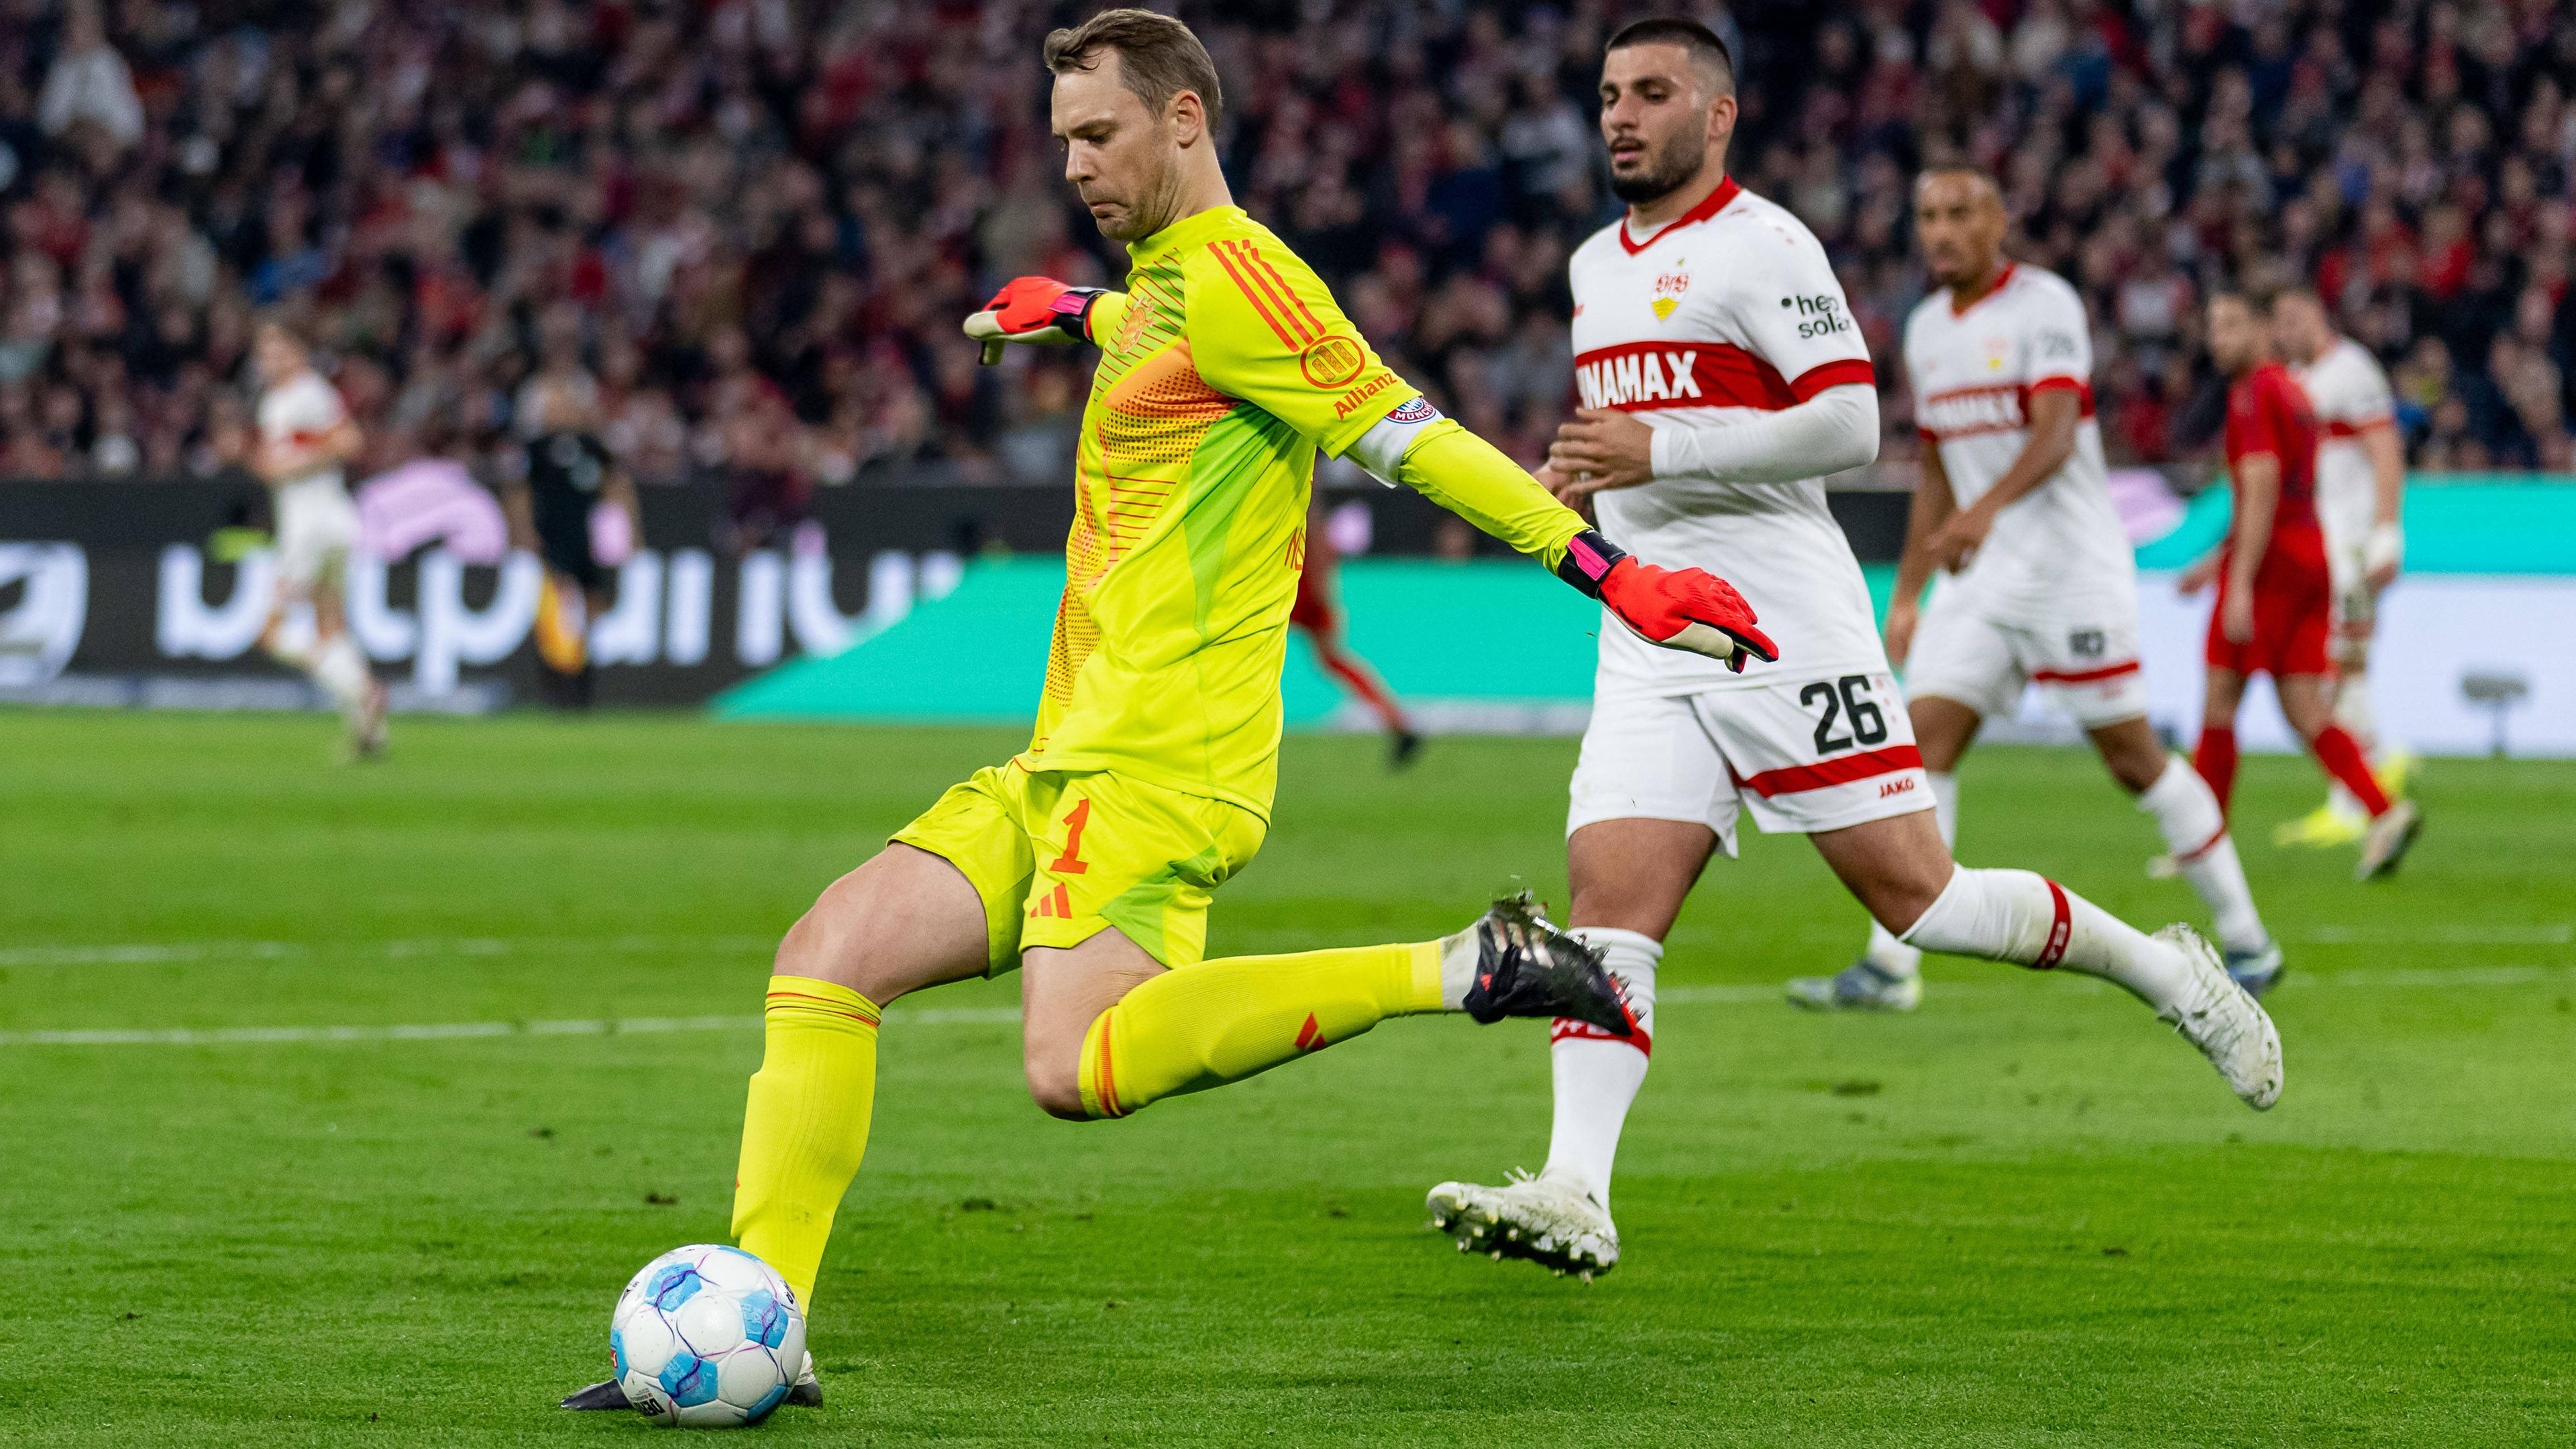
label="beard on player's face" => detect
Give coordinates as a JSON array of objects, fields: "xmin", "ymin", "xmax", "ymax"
[{"xmin": 1609, "ymin": 127, "xmax": 1710, "ymax": 204}]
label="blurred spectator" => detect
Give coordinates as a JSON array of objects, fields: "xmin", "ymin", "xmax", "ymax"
[
  {"xmin": 36, "ymin": 3, "xmax": 142, "ymax": 157},
  {"xmin": 1, "ymin": 0, "xmax": 2574, "ymax": 489}
]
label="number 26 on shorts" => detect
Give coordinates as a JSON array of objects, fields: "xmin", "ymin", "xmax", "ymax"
[{"xmin": 1799, "ymin": 674, "xmax": 1888, "ymax": 756}]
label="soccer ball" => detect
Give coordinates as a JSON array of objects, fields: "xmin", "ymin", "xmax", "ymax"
[{"xmin": 610, "ymin": 1244, "xmax": 807, "ymax": 1428}]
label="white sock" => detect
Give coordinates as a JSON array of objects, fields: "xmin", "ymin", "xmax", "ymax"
[
  {"xmin": 2137, "ymin": 757, "xmax": 2268, "ymax": 954},
  {"xmin": 311, "ymin": 634, "xmax": 371, "ymax": 712},
  {"xmin": 2327, "ymin": 663, "xmax": 2378, "ymax": 818},
  {"xmin": 2334, "ymin": 663, "xmax": 2377, "ymax": 753},
  {"xmin": 1900, "ymin": 866, "xmax": 2192, "ymax": 1012},
  {"xmin": 1436, "ymin": 925, "xmax": 1472, "ymax": 1010},
  {"xmin": 1539, "ymin": 926, "xmax": 1659, "ymax": 1210},
  {"xmin": 1860, "ymin": 771, "xmax": 1957, "ymax": 979}
]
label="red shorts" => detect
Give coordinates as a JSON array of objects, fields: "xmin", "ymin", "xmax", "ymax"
[
  {"xmin": 1289, "ymin": 574, "xmax": 1337, "ymax": 635},
  {"xmin": 2205, "ymin": 533, "xmax": 2332, "ymax": 678}
]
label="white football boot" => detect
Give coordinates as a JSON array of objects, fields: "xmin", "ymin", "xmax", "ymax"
[
  {"xmin": 2153, "ymin": 924, "xmax": 2284, "ymax": 1110},
  {"xmin": 786, "ymin": 1350, "xmax": 822, "ymax": 1407},
  {"xmin": 1426, "ymin": 1169, "xmax": 1619, "ymax": 1280},
  {"xmin": 349, "ymin": 679, "xmax": 390, "ymax": 762},
  {"xmin": 564, "ymin": 1349, "xmax": 820, "ymax": 1411},
  {"xmin": 2356, "ymin": 799, "xmax": 2424, "ymax": 881},
  {"xmin": 1785, "ymin": 959, "xmax": 1922, "ymax": 1012},
  {"xmin": 2223, "ymin": 938, "xmax": 2287, "ymax": 999}
]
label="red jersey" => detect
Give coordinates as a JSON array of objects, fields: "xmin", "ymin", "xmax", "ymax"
[
  {"xmin": 2208, "ymin": 360, "xmax": 2332, "ymax": 676},
  {"xmin": 2223, "ymin": 361, "xmax": 2321, "ymax": 536}
]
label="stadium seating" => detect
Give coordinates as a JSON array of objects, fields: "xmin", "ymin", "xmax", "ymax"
[{"xmin": 1, "ymin": 1, "xmax": 2573, "ymax": 487}]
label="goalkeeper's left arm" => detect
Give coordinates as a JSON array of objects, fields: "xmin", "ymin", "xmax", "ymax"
[{"xmin": 1345, "ymin": 407, "xmax": 1774, "ymax": 669}]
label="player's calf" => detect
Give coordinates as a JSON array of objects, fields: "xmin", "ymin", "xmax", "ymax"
[
  {"xmin": 1021, "ymin": 930, "xmax": 1167, "ymax": 1120},
  {"xmin": 1898, "ymin": 865, "xmax": 2284, "ymax": 1108},
  {"xmin": 1065, "ymin": 892, "xmax": 1629, "ymax": 1122},
  {"xmin": 1811, "ymin": 808, "xmax": 1956, "ymax": 938}
]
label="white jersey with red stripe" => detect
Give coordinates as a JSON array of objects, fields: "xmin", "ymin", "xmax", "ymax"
[
  {"xmin": 2294, "ymin": 335, "xmax": 2396, "ymax": 549},
  {"xmin": 1570, "ymin": 178, "xmax": 1883, "ymax": 692},
  {"xmin": 257, "ymin": 370, "xmax": 360, "ymax": 588},
  {"xmin": 1903, "ymin": 263, "xmax": 2132, "ymax": 626},
  {"xmin": 258, "ymin": 370, "xmax": 352, "ymax": 493}
]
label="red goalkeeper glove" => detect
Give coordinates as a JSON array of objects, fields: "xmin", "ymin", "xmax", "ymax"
[
  {"xmin": 964, "ymin": 277, "xmax": 1109, "ymax": 363},
  {"xmin": 1556, "ymin": 529, "xmax": 1778, "ymax": 672}
]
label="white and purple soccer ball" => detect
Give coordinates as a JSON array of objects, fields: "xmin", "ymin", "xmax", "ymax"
[{"xmin": 610, "ymin": 1245, "xmax": 807, "ymax": 1428}]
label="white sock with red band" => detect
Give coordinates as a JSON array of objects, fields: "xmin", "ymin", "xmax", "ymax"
[
  {"xmin": 2138, "ymin": 756, "xmax": 2268, "ymax": 954},
  {"xmin": 1862, "ymin": 771, "xmax": 1957, "ymax": 979},
  {"xmin": 1898, "ymin": 866, "xmax": 2191, "ymax": 1012},
  {"xmin": 1540, "ymin": 926, "xmax": 1660, "ymax": 1209}
]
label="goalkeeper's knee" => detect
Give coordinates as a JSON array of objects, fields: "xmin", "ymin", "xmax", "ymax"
[{"xmin": 1023, "ymin": 1019, "xmax": 1091, "ymax": 1121}]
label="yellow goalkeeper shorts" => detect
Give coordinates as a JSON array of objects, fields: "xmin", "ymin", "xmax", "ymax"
[{"xmin": 892, "ymin": 763, "xmax": 1267, "ymax": 974}]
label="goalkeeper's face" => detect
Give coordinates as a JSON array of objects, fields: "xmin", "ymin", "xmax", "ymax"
[{"xmin": 1052, "ymin": 56, "xmax": 1196, "ymax": 244}]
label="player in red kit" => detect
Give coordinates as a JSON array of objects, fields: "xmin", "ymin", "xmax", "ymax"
[
  {"xmin": 1292, "ymin": 494, "xmax": 1423, "ymax": 767},
  {"xmin": 2188, "ymin": 289, "xmax": 2422, "ymax": 881}
]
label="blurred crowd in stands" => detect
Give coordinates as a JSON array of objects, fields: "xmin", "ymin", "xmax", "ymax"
[{"xmin": 3, "ymin": 0, "xmax": 2576, "ymax": 491}]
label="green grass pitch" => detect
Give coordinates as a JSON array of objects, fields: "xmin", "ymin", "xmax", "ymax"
[{"xmin": 4, "ymin": 709, "xmax": 2573, "ymax": 1446}]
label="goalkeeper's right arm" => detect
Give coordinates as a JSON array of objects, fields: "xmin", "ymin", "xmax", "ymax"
[{"xmin": 965, "ymin": 277, "xmax": 1126, "ymax": 363}]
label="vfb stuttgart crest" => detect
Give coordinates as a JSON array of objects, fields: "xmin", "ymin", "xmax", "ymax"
[{"xmin": 1652, "ymin": 266, "xmax": 1690, "ymax": 321}]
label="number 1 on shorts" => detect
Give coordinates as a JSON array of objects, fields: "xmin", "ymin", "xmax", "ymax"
[{"xmin": 1049, "ymin": 798, "xmax": 1093, "ymax": 875}]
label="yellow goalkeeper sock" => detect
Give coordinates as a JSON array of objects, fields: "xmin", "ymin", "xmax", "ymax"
[
  {"xmin": 1076, "ymin": 941, "xmax": 1442, "ymax": 1118},
  {"xmin": 730, "ymin": 976, "xmax": 881, "ymax": 1309}
]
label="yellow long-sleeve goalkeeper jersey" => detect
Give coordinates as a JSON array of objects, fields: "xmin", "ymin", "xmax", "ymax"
[{"xmin": 1017, "ymin": 205, "xmax": 1583, "ymax": 818}]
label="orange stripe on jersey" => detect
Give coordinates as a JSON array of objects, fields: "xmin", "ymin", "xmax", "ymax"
[
  {"xmin": 1243, "ymin": 244, "xmax": 1325, "ymax": 339},
  {"xmin": 1210, "ymin": 242, "xmax": 1319, "ymax": 347},
  {"xmin": 1208, "ymin": 241, "xmax": 1299, "ymax": 348},
  {"xmin": 1200, "ymin": 241, "xmax": 1298, "ymax": 347},
  {"xmin": 1223, "ymin": 239, "xmax": 1314, "ymax": 342}
]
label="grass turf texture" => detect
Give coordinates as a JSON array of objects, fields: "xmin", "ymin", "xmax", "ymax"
[{"xmin": 3, "ymin": 710, "xmax": 2573, "ymax": 1446}]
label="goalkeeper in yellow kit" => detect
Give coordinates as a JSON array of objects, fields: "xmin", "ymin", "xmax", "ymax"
[{"xmin": 566, "ymin": 8, "xmax": 1775, "ymax": 1414}]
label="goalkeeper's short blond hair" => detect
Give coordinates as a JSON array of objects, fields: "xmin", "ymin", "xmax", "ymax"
[{"xmin": 1042, "ymin": 9, "xmax": 1224, "ymax": 130}]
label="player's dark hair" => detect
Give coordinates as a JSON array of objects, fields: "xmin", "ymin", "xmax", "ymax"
[
  {"xmin": 1917, "ymin": 161, "xmax": 2003, "ymax": 195},
  {"xmin": 1044, "ymin": 8, "xmax": 1224, "ymax": 131},
  {"xmin": 1606, "ymin": 16, "xmax": 1736, "ymax": 97},
  {"xmin": 254, "ymin": 312, "xmax": 313, "ymax": 348},
  {"xmin": 2207, "ymin": 280, "xmax": 2286, "ymax": 323}
]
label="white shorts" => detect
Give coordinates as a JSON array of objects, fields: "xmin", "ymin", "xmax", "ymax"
[
  {"xmin": 273, "ymin": 478, "xmax": 360, "ymax": 591},
  {"xmin": 1569, "ymin": 667, "xmax": 1931, "ymax": 857},
  {"xmin": 1904, "ymin": 586, "xmax": 2147, "ymax": 729}
]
